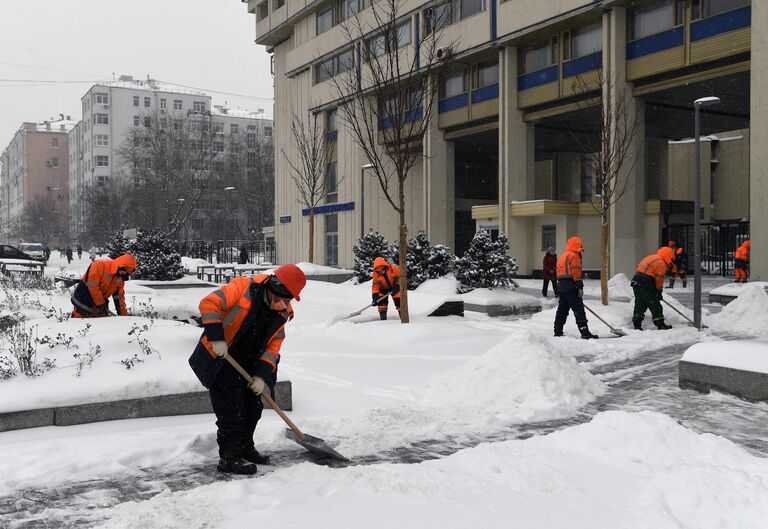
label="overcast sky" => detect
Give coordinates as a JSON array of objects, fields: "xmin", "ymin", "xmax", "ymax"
[{"xmin": 0, "ymin": 0, "xmax": 272, "ymax": 143}]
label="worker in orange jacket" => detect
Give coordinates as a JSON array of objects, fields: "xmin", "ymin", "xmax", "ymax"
[
  {"xmin": 371, "ymin": 256, "xmax": 400, "ymax": 320},
  {"xmin": 71, "ymin": 254, "xmax": 137, "ymax": 317},
  {"xmin": 734, "ymin": 240, "xmax": 750, "ymax": 283},
  {"xmin": 189, "ymin": 264, "xmax": 306, "ymax": 475},
  {"xmin": 554, "ymin": 236, "xmax": 598, "ymax": 339},
  {"xmin": 630, "ymin": 247, "xmax": 676, "ymax": 330}
]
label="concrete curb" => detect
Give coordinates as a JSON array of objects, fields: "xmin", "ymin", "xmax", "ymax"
[
  {"xmin": 464, "ymin": 303, "xmax": 542, "ymax": 317},
  {"xmin": 0, "ymin": 380, "xmax": 292, "ymax": 433},
  {"xmin": 679, "ymin": 361, "xmax": 768, "ymax": 402}
]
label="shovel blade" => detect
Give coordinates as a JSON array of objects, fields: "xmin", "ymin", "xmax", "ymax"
[
  {"xmin": 610, "ymin": 328, "xmax": 627, "ymax": 337},
  {"xmin": 285, "ymin": 429, "xmax": 349, "ymax": 462}
]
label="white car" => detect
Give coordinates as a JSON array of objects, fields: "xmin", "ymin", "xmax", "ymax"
[{"xmin": 18, "ymin": 243, "xmax": 46, "ymax": 262}]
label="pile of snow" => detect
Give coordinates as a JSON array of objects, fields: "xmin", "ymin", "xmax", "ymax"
[
  {"xmin": 295, "ymin": 262, "xmax": 352, "ymax": 275},
  {"xmin": 708, "ymin": 284, "xmax": 768, "ymax": 335},
  {"xmin": 94, "ymin": 411, "xmax": 768, "ymax": 529},
  {"xmin": 710, "ymin": 281, "xmax": 768, "ymax": 297},
  {"xmin": 415, "ymin": 275, "xmax": 460, "ymax": 296},
  {"xmin": 180, "ymin": 257, "xmax": 210, "ymax": 273},
  {"xmin": 682, "ymin": 341, "xmax": 768, "ymax": 374},
  {"xmin": 607, "ymin": 273, "xmax": 634, "ymax": 299}
]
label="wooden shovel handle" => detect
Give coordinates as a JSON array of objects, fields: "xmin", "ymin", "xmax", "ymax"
[{"xmin": 222, "ymin": 353, "xmax": 306, "ymax": 441}]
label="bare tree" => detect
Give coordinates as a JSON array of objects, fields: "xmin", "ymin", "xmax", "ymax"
[
  {"xmin": 572, "ymin": 71, "xmax": 643, "ymax": 305},
  {"xmin": 79, "ymin": 181, "xmax": 134, "ymax": 247},
  {"xmin": 20, "ymin": 194, "xmax": 65, "ymax": 246},
  {"xmin": 242, "ymin": 130, "xmax": 275, "ymax": 238},
  {"xmin": 282, "ymin": 112, "xmax": 331, "ymax": 263},
  {"xmin": 326, "ymin": 0, "xmax": 452, "ymax": 323}
]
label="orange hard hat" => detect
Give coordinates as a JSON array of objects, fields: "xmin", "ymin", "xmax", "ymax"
[
  {"xmin": 566, "ymin": 236, "xmax": 584, "ymax": 253},
  {"xmin": 668, "ymin": 240, "xmax": 677, "ymax": 247},
  {"xmin": 274, "ymin": 264, "xmax": 306, "ymax": 301},
  {"xmin": 658, "ymin": 246, "xmax": 675, "ymax": 265}
]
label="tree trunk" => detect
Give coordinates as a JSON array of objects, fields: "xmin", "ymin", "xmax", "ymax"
[
  {"xmin": 600, "ymin": 219, "xmax": 609, "ymax": 306},
  {"xmin": 398, "ymin": 181, "xmax": 409, "ymax": 323},
  {"xmin": 308, "ymin": 211, "xmax": 315, "ymax": 263}
]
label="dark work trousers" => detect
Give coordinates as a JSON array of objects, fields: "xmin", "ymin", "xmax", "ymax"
[
  {"xmin": 633, "ymin": 287, "xmax": 664, "ymax": 325},
  {"xmin": 208, "ymin": 362, "xmax": 264, "ymax": 460},
  {"xmin": 376, "ymin": 292, "xmax": 401, "ymax": 316},
  {"xmin": 554, "ymin": 288, "xmax": 587, "ymax": 329},
  {"xmin": 542, "ymin": 279, "xmax": 558, "ymax": 297}
]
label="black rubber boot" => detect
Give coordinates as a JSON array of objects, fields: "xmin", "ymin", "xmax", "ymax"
[
  {"xmin": 655, "ymin": 320, "xmax": 672, "ymax": 330},
  {"xmin": 379, "ymin": 311, "xmax": 387, "ymax": 320},
  {"xmin": 554, "ymin": 323, "xmax": 564, "ymax": 337},
  {"xmin": 682, "ymin": 280, "xmax": 687, "ymax": 288},
  {"xmin": 579, "ymin": 325, "xmax": 598, "ymax": 339},
  {"xmin": 217, "ymin": 458, "xmax": 258, "ymax": 475},
  {"xmin": 242, "ymin": 449, "xmax": 270, "ymax": 465},
  {"xmin": 633, "ymin": 318, "xmax": 643, "ymax": 331},
  {"xmin": 667, "ymin": 280, "xmax": 674, "ymax": 289}
]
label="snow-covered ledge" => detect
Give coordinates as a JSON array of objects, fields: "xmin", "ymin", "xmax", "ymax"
[{"xmin": 679, "ymin": 341, "xmax": 768, "ymax": 402}]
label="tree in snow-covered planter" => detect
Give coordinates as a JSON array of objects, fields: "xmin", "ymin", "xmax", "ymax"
[
  {"xmin": 128, "ymin": 230, "xmax": 185, "ymax": 281},
  {"xmin": 106, "ymin": 230, "xmax": 130, "ymax": 259},
  {"xmin": 454, "ymin": 231, "xmax": 518, "ymax": 293},
  {"xmin": 427, "ymin": 244, "xmax": 453, "ymax": 280},
  {"xmin": 391, "ymin": 231, "xmax": 453, "ymax": 289},
  {"xmin": 352, "ymin": 230, "xmax": 391, "ymax": 283}
]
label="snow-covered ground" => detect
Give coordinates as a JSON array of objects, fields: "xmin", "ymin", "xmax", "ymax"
[{"xmin": 1, "ymin": 256, "xmax": 767, "ymax": 527}]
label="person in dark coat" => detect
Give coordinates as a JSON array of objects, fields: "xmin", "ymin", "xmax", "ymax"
[
  {"xmin": 542, "ymin": 247, "xmax": 558, "ymax": 297},
  {"xmin": 237, "ymin": 244, "xmax": 249, "ymax": 265},
  {"xmin": 77, "ymin": 244, "xmax": 83, "ymax": 259},
  {"xmin": 65, "ymin": 246, "xmax": 73, "ymax": 264}
]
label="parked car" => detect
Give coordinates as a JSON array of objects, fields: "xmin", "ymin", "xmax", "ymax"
[
  {"xmin": 0, "ymin": 244, "xmax": 45, "ymax": 263},
  {"xmin": 18, "ymin": 243, "xmax": 46, "ymax": 263}
]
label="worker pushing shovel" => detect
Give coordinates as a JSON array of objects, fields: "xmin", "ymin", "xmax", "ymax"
[{"xmin": 331, "ymin": 257, "xmax": 401, "ymax": 324}]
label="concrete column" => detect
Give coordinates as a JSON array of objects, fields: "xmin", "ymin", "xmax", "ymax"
[
  {"xmin": 499, "ymin": 45, "xmax": 535, "ymax": 273},
  {"xmin": 750, "ymin": 2, "xmax": 768, "ymax": 280},
  {"xmin": 423, "ymin": 114, "xmax": 455, "ymax": 248},
  {"xmin": 605, "ymin": 7, "xmax": 647, "ymax": 276}
]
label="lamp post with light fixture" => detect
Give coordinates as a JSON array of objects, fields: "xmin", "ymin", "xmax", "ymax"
[{"xmin": 360, "ymin": 163, "xmax": 374, "ymax": 238}]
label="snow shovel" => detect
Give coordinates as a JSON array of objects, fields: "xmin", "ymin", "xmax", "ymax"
[
  {"xmin": 331, "ymin": 293, "xmax": 390, "ymax": 324},
  {"xmin": 583, "ymin": 303, "xmax": 627, "ymax": 337},
  {"xmin": 222, "ymin": 354, "xmax": 349, "ymax": 462},
  {"xmin": 661, "ymin": 298, "xmax": 708, "ymax": 329}
]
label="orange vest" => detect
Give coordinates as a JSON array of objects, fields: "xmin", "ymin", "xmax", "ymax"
[
  {"xmin": 198, "ymin": 275, "xmax": 293, "ymax": 373},
  {"xmin": 372, "ymin": 264, "xmax": 401, "ymax": 297},
  {"xmin": 636, "ymin": 254, "xmax": 668, "ymax": 291},
  {"xmin": 556, "ymin": 251, "xmax": 582, "ymax": 281}
]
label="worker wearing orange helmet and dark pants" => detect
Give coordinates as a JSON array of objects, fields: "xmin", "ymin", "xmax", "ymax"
[
  {"xmin": 554, "ymin": 236, "xmax": 598, "ymax": 339},
  {"xmin": 631, "ymin": 247, "xmax": 675, "ymax": 330},
  {"xmin": 371, "ymin": 256, "xmax": 400, "ymax": 320},
  {"xmin": 189, "ymin": 264, "xmax": 306, "ymax": 475},
  {"xmin": 734, "ymin": 240, "xmax": 750, "ymax": 283},
  {"xmin": 71, "ymin": 253, "xmax": 137, "ymax": 317},
  {"xmin": 667, "ymin": 241, "xmax": 688, "ymax": 289}
]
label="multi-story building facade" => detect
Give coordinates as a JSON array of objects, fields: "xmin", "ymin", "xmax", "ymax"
[
  {"xmin": 249, "ymin": 0, "xmax": 765, "ymax": 280},
  {"xmin": 1, "ymin": 117, "xmax": 74, "ymax": 246},
  {"xmin": 70, "ymin": 76, "xmax": 273, "ymax": 245}
]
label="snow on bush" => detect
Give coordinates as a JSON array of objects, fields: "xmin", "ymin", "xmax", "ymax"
[
  {"xmin": 130, "ymin": 230, "xmax": 185, "ymax": 281},
  {"xmin": 708, "ymin": 284, "xmax": 768, "ymax": 335},
  {"xmin": 454, "ymin": 231, "xmax": 518, "ymax": 293},
  {"xmin": 391, "ymin": 231, "xmax": 454, "ymax": 289},
  {"xmin": 106, "ymin": 230, "xmax": 131, "ymax": 259},
  {"xmin": 352, "ymin": 230, "xmax": 391, "ymax": 283}
]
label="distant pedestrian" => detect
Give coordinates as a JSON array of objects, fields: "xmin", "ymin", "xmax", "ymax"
[
  {"xmin": 734, "ymin": 240, "xmax": 750, "ymax": 283},
  {"xmin": 89, "ymin": 246, "xmax": 98, "ymax": 261},
  {"xmin": 541, "ymin": 247, "xmax": 558, "ymax": 297},
  {"xmin": 667, "ymin": 241, "xmax": 688, "ymax": 288},
  {"xmin": 77, "ymin": 244, "xmax": 83, "ymax": 259},
  {"xmin": 43, "ymin": 245, "xmax": 51, "ymax": 261},
  {"xmin": 237, "ymin": 244, "xmax": 249, "ymax": 265},
  {"xmin": 66, "ymin": 246, "xmax": 73, "ymax": 264}
]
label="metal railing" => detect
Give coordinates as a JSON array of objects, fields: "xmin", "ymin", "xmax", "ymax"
[
  {"xmin": 666, "ymin": 221, "xmax": 749, "ymax": 276},
  {"xmin": 175, "ymin": 239, "xmax": 276, "ymax": 265}
]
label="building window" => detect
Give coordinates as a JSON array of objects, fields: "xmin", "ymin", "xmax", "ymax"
[
  {"xmin": 542, "ymin": 225, "xmax": 556, "ymax": 252},
  {"xmin": 629, "ymin": 0, "xmax": 682, "ymax": 41},
  {"xmin": 95, "ymin": 92, "xmax": 109, "ymax": 104},
  {"xmin": 340, "ymin": 0, "xmax": 371, "ymax": 21},
  {"xmin": 173, "ymin": 119, "xmax": 182, "ymax": 130},
  {"xmin": 367, "ymin": 20, "xmax": 412, "ymax": 58},
  {"xmin": 231, "ymin": 123, "xmax": 239, "ymax": 134},
  {"xmin": 53, "ymin": 200, "xmax": 60, "ymax": 212},
  {"xmin": 133, "ymin": 115, "xmax": 140, "ymax": 126},
  {"xmin": 257, "ymin": 1, "xmax": 269, "ymax": 21},
  {"xmin": 52, "ymin": 174, "xmax": 60, "ymax": 189},
  {"xmin": 144, "ymin": 117, "xmax": 152, "ymax": 127},
  {"xmin": 425, "ymin": 0, "xmax": 486, "ymax": 34},
  {"xmin": 96, "ymin": 134, "xmax": 109, "ymax": 146},
  {"xmin": 213, "ymin": 122, "xmax": 224, "ymax": 134},
  {"xmin": 274, "ymin": 0, "xmax": 285, "ymax": 9},
  {"xmin": 160, "ymin": 98, "xmax": 167, "ymax": 110},
  {"xmin": 315, "ymin": 48, "xmax": 354, "ymax": 83},
  {"xmin": 327, "ymin": 109, "xmax": 338, "ymax": 133},
  {"xmin": 476, "ymin": 59, "xmax": 499, "ymax": 88},
  {"xmin": 96, "ymin": 155, "xmax": 109, "ymax": 167},
  {"xmin": 570, "ymin": 22, "xmax": 602, "ymax": 58},
  {"xmin": 247, "ymin": 133, "xmax": 257, "ymax": 148},
  {"xmin": 193, "ymin": 101, "xmax": 206, "ymax": 112},
  {"xmin": 325, "ymin": 214, "xmax": 339, "ymax": 267},
  {"xmin": 693, "ymin": 0, "xmax": 750, "ymax": 19},
  {"xmin": 142, "ymin": 97, "xmax": 149, "ymax": 108},
  {"xmin": 316, "ymin": 4, "xmax": 334, "ymax": 35},
  {"xmin": 247, "ymin": 151, "xmax": 257, "ymax": 167},
  {"xmin": 174, "ymin": 100, "xmax": 183, "ymax": 110},
  {"xmin": 133, "ymin": 96, "xmax": 139, "ymax": 106},
  {"xmin": 264, "ymin": 126, "xmax": 273, "ymax": 136},
  {"xmin": 519, "ymin": 37, "xmax": 558, "ymax": 74},
  {"xmin": 50, "ymin": 157, "xmax": 59, "ymax": 168},
  {"xmin": 94, "ymin": 113, "xmax": 109, "ymax": 125},
  {"xmin": 325, "ymin": 161, "xmax": 338, "ymax": 203},
  {"xmin": 52, "ymin": 137, "xmax": 59, "ymax": 148},
  {"xmin": 213, "ymin": 141, "xmax": 225, "ymax": 153},
  {"xmin": 440, "ymin": 69, "xmax": 467, "ymax": 99}
]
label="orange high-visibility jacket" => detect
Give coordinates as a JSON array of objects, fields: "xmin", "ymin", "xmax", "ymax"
[
  {"xmin": 556, "ymin": 237, "xmax": 584, "ymax": 281},
  {"xmin": 372, "ymin": 257, "xmax": 400, "ymax": 298},
  {"xmin": 636, "ymin": 254, "xmax": 669, "ymax": 291},
  {"xmin": 81, "ymin": 255, "xmax": 135, "ymax": 315},
  {"xmin": 735, "ymin": 244, "xmax": 750, "ymax": 262},
  {"xmin": 198, "ymin": 274, "xmax": 293, "ymax": 374}
]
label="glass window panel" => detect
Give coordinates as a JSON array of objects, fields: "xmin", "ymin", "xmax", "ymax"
[
  {"xmin": 317, "ymin": 5, "xmax": 333, "ymax": 34},
  {"xmin": 397, "ymin": 20, "xmax": 412, "ymax": 47},
  {"xmin": 704, "ymin": 0, "xmax": 750, "ymax": 17},
  {"xmin": 461, "ymin": 0, "xmax": 484, "ymax": 19},
  {"xmin": 629, "ymin": 0, "xmax": 674, "ymax": 41},
  {"xmin": 337, "ymin": 49, "xmax": 354, "ymax": 73},
  {"xmin": 572, "ymin": 22, "xmax": 602, "ymax": 58},
  {"xmin": 520, "ymin": 39, "xmax": 552, "ymax": 74},
  {"xmin": 441, "ymin": 70, "xmax": 466, "ymax": 98},
  {"xmin": 477, "ymin": 59, "xmax": 499, "ymax": 88}
]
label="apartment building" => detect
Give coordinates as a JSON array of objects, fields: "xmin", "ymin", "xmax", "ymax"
[
  {"xmin": 247, "ymin": 0, "xmax": 765, "ymax": 280},
  {"xmin": 1, "ymin": 117, "xmax": 74, "ymax": 246},
  {"xmin": 70, "ymin": 76, "xmax": 274, "ymax": 244}
]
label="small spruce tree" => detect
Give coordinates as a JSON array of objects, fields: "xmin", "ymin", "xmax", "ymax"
[
  {"xmin": 106, "ymin": 230, "xmax": 130, "ymax": 259},
  {"xmin": 352, "ymin": 230, "xmax": 391, "ymax": 283},
  {"xmin": 391, "ymin": 231, "xmax": 436, "ymax": 289},
  {"xmin": 427, "ymin": 244, "xmax": 453, "ymax": 279},
  {"xmin": 454, "ymin": 231, "xmax": 518, "ymax": 292},
  {"xmin": 128, "ymin": 230, "xmax": 185, "ymax": 281}
]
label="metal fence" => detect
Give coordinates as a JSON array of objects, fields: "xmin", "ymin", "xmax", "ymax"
[
  {"xmin": 666, "ymin": 221, "xmax": 749, "ymax": 276},
  {"xmin": 175, "ymin": 239, "xmax": 276, "ymax": 265}
]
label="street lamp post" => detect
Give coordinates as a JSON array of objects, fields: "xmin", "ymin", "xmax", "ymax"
[
  {"xmin": 360, "ymin": 163, "xmax": 374, "ymax": 239},
  {"xmin": 224, "ymin": 186, "xmax": 235, "ymax": 262},
  {"xmin": 693, "ymin": 96, "xmax": 720, "ymax": 330}
]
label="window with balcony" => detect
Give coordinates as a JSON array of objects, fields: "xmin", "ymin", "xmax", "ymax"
[
  {"xmin": 316, "ymin": 4, "xmax": 334, "ymax": 34},
  {"xmin": 519, "ymin": 37, "xmax": 558, "ymax": 74},
  {"xmin": 693, "ymin": 0, "xmax": 750, "ymax": 19},
  {"xmin": 628, "ymin": 0, "xmax": 684, "ymax": 41},
  {"xmin": 315, "ymin": 48, "xmax": 354, "ymax": 83}
]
